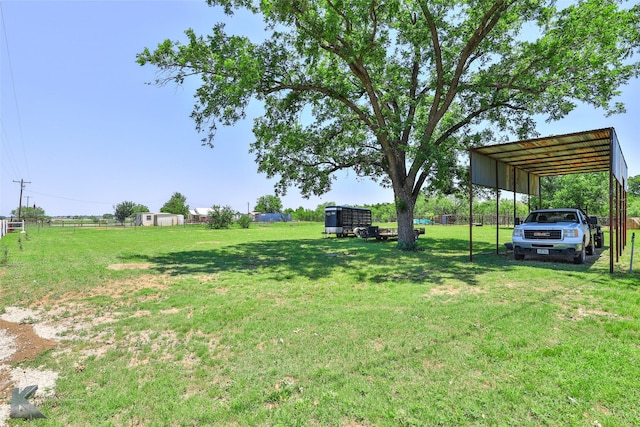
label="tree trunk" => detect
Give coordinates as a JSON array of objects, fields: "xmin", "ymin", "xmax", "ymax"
[{"xmin": 395, "ymin": 190, "xmax": 416, "ymax": 248}]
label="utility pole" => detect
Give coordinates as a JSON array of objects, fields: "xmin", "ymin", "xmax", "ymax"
[{"xmin": 13, "ymin": 179, "xmax": 31, "ymax": 221}]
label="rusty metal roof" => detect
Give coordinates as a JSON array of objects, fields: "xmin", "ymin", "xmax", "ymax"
[{"xmin": 471, "ymin": 128, "xmax": 613, "ymax": 177}]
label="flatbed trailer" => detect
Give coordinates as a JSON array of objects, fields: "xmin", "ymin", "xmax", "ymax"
[{"xmin": 353, "ymin": 226, "xmax": 425, "ymax": 241}]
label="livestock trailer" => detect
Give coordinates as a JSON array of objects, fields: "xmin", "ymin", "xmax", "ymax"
[{"xmin": 324, "ymin": 206, "xmax": 372, "ymax": 237}]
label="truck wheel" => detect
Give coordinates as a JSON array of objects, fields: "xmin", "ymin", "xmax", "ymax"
[
  {"xmin": 573, "ymin": 244, "xmax": 586, "ymax": 264},
  {"xmin": 586, "ymin": 234, "xmax": 594, "ymax": 255}
]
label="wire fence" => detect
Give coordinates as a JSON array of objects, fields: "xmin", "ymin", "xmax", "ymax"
[
  {"xmin": 1, "ymin": 215, "xmax": 624, "ymax": 238},
  {"xmin": 415, "ymin": 214, "xmax": 613, "ymax": 227}
]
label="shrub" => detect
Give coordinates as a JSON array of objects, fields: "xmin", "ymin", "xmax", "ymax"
[
  {"xmin": 237, "ymin": 214, "xmax": 252, "ymax": 229},
  {"xmin": 206, "ymin": 205, "xmax": 235, "ymax": 229}
]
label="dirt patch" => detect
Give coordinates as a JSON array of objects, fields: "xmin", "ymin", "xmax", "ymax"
[
  {"xmin": 0, "ymin": 305, "xmax": 106, "ymax": 425},
  {"xmin": 429, "ymin": 285, "xmax": 462, "ymax": 296},
  {"xmin": 428, "ymin": 284, "xmax": 485, "ymax": 297},
  {"xmin": 0, "ymin": 270, "xmax": 204, "ymax": 424},
  {"xmin": 563, "ymin": 306, "xmax": 632, "ymax": 321},
  {"xmin": 0, "ymin": 320, "xmax": 56, "ymax": 367},
  {"xmin": 37, "ymin": 274, "xmax": 169, "ymax": 305},
  {"xmin": 107, "ymin": 263, "xmax": 152, "ymax": 270},
  {"xmin": 0, "ymin": 317, "xmax": 58, "ymax": 427}
]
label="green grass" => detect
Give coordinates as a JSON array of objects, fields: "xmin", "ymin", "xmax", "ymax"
[{"xmin": 1, "ymin": 223, "xmax": 639, "ymax": 426}]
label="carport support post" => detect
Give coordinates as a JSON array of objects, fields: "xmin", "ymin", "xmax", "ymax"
[
  {"xmin": 527, "ymin": 173, "xmax": 531, "ymax": 212},
  {"xmin": 469, "ymin": 151, "xmax": 474, "ymax": 262},
  {"xmin": 513, "ymin": 167, "xmax": 517, "ymax": 226},
  {"xmin": 624, "ymin": 180, "xmax": 628, "ymax": 248},
  {"xmin": 609, "ymin": 143, "xmax": 614, "ymax": 273},
  {"xmin": 496, "ymin": 160, "xmax": 499, "ymax": 255},
  {"xmin": 617, "ymin": 180, "xmax": 621, "ymax": 263}
]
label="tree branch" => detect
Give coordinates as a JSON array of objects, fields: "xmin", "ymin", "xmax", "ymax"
[
  {"xmin": 419, "ymin": 4, "xmax": 445, "ymax": 129},
  {"xmin": 433, "ymin": 100, "xmax": 526, "ymax": 147},
  {"xmin": 487, "ymin": 82, "xmax": 543, "ymax": 94},
  {"xmin": 424, "ymin": 0, "xmax": 516, "ymax": 140},
  {"xmin": 264, "ymin": 82, "xmax": 375, "ymax": 129}
]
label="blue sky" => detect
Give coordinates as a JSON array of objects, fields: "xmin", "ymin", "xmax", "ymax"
[{"xmin": 1, "ymin": 1, "xmax": 638, "ymax": 217}]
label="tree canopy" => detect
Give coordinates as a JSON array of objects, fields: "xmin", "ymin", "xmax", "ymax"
[
  {"xmin": 254, "ymin": 194, "xmax": 283, "ymax": 213},
  {"xmin": 625, "ymin": 175, "xmax": 640, "ymax": 217},
  {"xmin": 160, "ymin": 192, "xmax": 190, "ymax": 217},
  {"xmin": 114, "ymin": 201, "xmax": 149, "ymax": 223},
  {"xmin": 12, "ymin": 205, "xmax": 45, "ymax": 219},
  {"xmin": 138, "ymin": 0, "xmax": 640, "ymax": 245},
  {"xmin": 540, "ymin": 173, "xmax": 609, "ymax": 216},
  {"xmin": 628, "ymin": 175, "xmax": 640, "ymax": 197}
]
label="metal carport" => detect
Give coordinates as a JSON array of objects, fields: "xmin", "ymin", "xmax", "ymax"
[{"xmin": 469, "ymin": 127, "xmax": 628, "ymax": 273}]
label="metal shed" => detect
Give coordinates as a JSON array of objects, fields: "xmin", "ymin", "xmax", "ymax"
[{"xmin": 469, "ymin": 127, "xmax": 628, "ymax": 273}]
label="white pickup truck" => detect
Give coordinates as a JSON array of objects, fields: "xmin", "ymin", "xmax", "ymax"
[{"xmin": 512, "ymin": 208, "xmax": 596, "ymax": 264}]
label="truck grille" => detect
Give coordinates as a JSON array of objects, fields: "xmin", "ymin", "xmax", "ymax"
[{"xmin": 524, "ymin": 229, "xmax": 562, "ymax": 240}]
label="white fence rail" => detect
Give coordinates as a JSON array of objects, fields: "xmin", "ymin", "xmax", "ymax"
[{"xmin": 0, "ymin": 220, "xmax": 25, "ymax": 239}]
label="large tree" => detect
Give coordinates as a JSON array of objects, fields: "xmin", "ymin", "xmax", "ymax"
[
  {"xmin": 11, "ymin": 205, "xmax": 46, "ymax": 219},
  {"xmin": 160, "ymin": 192, "xmax": 190, "ymax": 217},
  {"xmin": 114, "ymin": 201, "xmax": 149, "ymax": 224},
  {"xmin": 254, "ymin": 194, "xmax": 283, "ymax": 213},
  {"xmin": 138, "ymin": 0, "xmax": 640, "ymax": 246}
]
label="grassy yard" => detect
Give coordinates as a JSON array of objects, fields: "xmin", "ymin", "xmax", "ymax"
[{"xmin": 1, "ymin": 223, "xmax": 638, "ymax": 426}]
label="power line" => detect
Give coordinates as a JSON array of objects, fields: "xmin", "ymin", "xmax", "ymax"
[
  {"xmin": 1, "ymin": 3, "xmax": 31, "ymax": 179},
  {"xmin": 0, "ymin": 119, "xmax": 23, "ymax": 178},
  {"xmin": 25, "ymin": 189, "xmax": 115, "ymax": 205}
]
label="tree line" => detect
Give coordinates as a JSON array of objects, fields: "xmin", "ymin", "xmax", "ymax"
[
  {"xmin": 7, "ymin": 174, "xmax": 640, "ymax": 224},
  {"xmin": 282, "ymin": 173, "xmax": 640, "ymax": 222}
]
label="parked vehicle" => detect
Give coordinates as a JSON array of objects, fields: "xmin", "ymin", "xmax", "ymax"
[
  {"xmin": 512, "ymin": 208, "xmax": 596, "ymax": 264},
  {"xmin": 324, "ymin": 206, "xmax": 425, "ymax": 240}
]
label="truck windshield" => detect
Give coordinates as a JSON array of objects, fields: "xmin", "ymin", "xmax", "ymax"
[{"xmin": 525, "ymin": 211, "xmax": 578, "ymax": 223}]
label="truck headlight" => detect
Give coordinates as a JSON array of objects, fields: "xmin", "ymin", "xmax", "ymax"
[
  {"xmin": 513, "ymin": 229, "xmax": 523, "ymax": 238},
  {"xmin": 564, "ymin": 229, "xmax": 579, "ymax": 238}
]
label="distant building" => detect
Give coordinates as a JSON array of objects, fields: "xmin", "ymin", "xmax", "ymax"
[
  {"xmin": 135, "ymin": 213, "xmax": 184, "ymax": 227},
  {"xmin": 188, "ymin": 208, "xmax": 214, "ymax": 223},
  {"xmin": 252, "ymin": 212, "xmax": 291, "ymax": 222}
]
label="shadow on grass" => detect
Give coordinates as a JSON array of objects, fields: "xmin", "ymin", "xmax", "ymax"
[
  {"xmin": 484, "ymin": 244, "xmax": 640, "ymax": 289},
  {"xmin": 127, "ymin": 236, "xmax": 505, "ymax": 287},
  {"xmin": 123, "ymin": 231, "xmax": 626, "ymax": 289}
]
